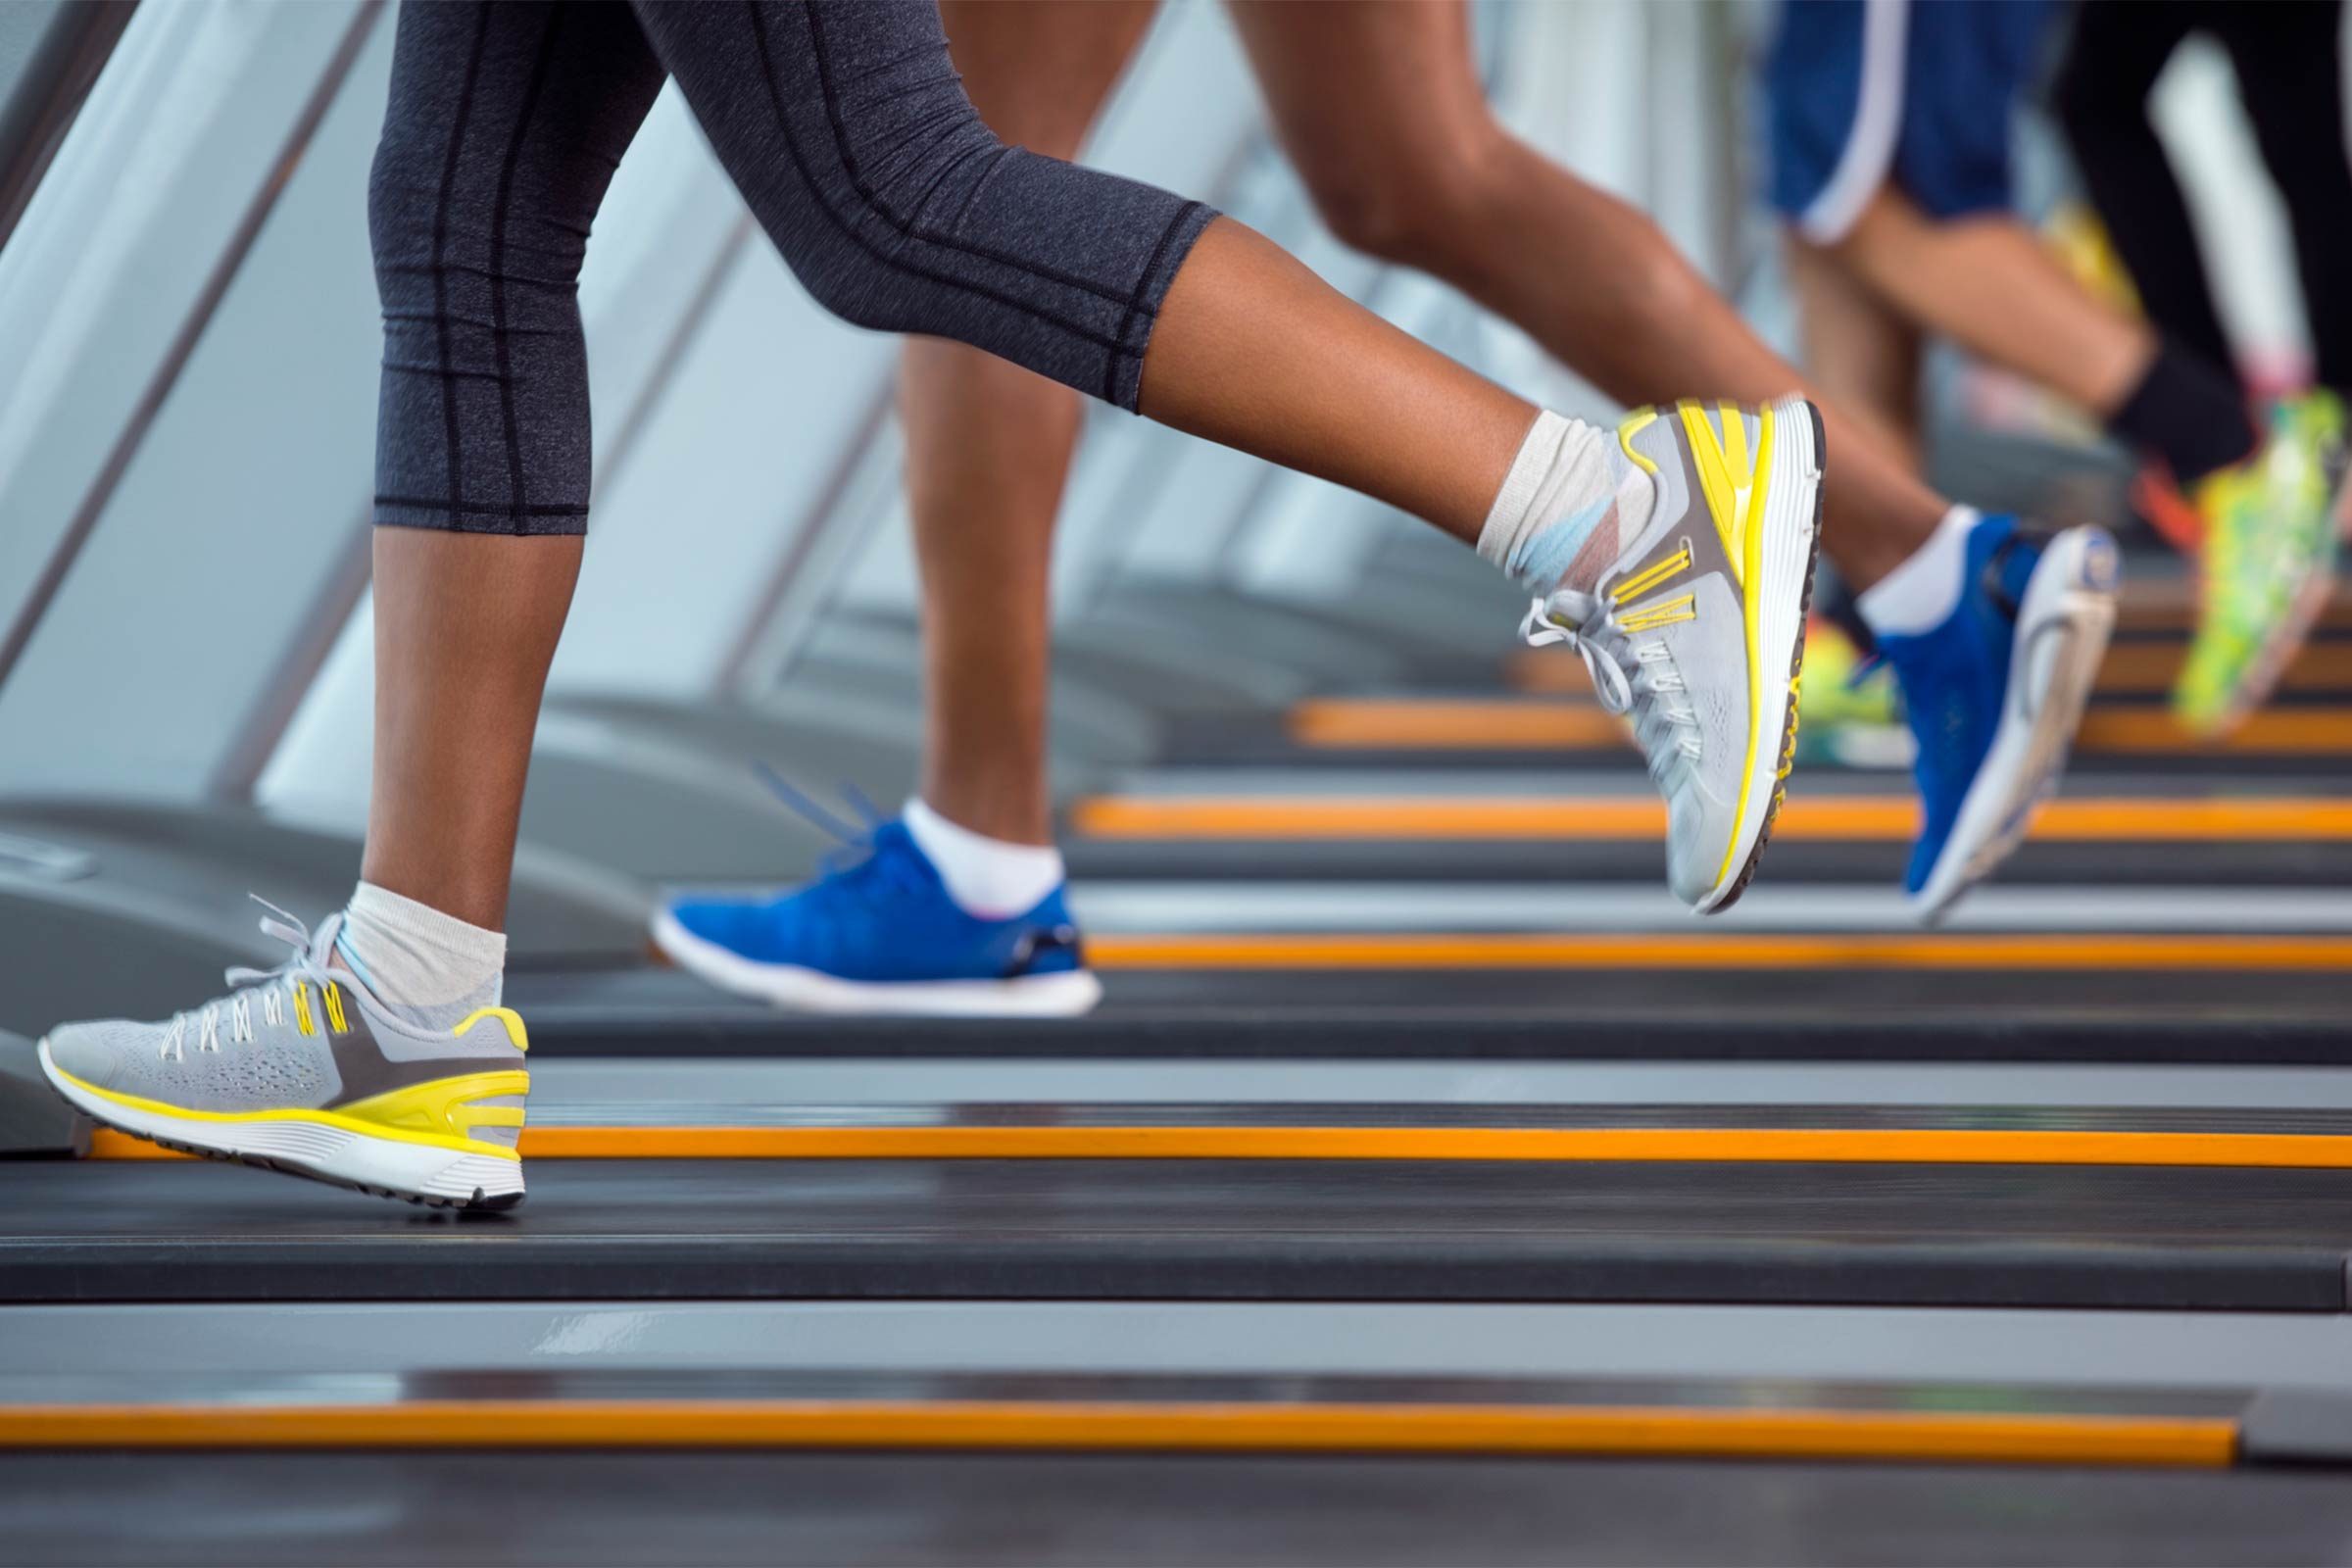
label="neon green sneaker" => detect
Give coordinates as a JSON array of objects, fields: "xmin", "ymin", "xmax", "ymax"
[
  {"xmin": 2175, "ymin": 390, "xmax": 2347, "ymax": 736},
  {"xmin": 1794, "ymin": 615, "xmax": 1906, "ymax": 769}
]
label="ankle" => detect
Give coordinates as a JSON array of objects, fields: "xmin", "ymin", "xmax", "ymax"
[
  {"xmin": 912, "ymin": 777, "xmax": 1053, "ymax": 847},
  {"xmin": 1477, "ymin": 411, "xmax": 1653, "ymax": 596},
  {"xmin": 1858, "ymin": 506, "xmax": 1978, "ymax": 639},
  {"xmin": 338, "ymin": 881, "xmax": 507, "ymax": 1031},
  {"xmin": 903, "ymin": 798, "xmax": 1065, "ymax": 919}
]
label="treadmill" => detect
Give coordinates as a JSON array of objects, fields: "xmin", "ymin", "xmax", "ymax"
[{"xmin": 8, "ymin": 4, "xmax": 2352, "ymax": 1563}]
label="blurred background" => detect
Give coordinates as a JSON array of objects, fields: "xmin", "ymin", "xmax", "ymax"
[{"xmin": 0, "ymin": 0, "xmax": 2326, "ymax": 1030}]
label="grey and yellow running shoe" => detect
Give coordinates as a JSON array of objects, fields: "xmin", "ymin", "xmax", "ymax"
[
  {"xmin": 1521, "ymin": 396, "xmax": 1824, "ymax": 912},
  {"xmin": 38, "ymin": 900, "xmax": 528, "ymax": 1209}
]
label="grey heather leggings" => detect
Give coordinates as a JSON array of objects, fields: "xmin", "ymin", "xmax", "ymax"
[{"xmin": 368, "ymin": 0, "xmax": 1217, "ymax": 534}]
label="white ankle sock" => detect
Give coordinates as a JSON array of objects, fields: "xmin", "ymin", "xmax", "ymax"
[
  {"xmin": 903, "ymin": 798, "xmax": 1065, "ymax": 919},
  {"xmin": 1476, "ymin": 410, "xmax": 1655, "ymax": 595},
  {"xmin": 335, "ymin": 881, "xmax": 506, "ymax": 1032},
  {"xmin": 1858, "ymin": 507, "xmax": 1978, "ymax": 637}
]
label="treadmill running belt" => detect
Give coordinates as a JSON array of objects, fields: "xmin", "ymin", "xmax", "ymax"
[{"xmin": 6, "ymin": 1159, "xmax": 2349, "ymax": 1310}]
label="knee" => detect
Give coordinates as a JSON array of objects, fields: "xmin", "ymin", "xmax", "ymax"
[
  {"xmin": 367, "ymin": 117, "xmax": 593, "ymax": 334},
  {"xmin": 759, "ymin": 68, "xmax": 1010, "ymax": 334},
  {"xmin": 366, "ymin": 124, "xmax": 439, "ymax": 288},
  {"xmin": 1300, "ymin": 119, "xmax": 1505, "ymax": 272},
  {"xmin": 769, "ymin": 157, "xmax": 993, "ymax": 336}
]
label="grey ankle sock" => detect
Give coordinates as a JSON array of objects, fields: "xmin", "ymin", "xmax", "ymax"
[
  {"xmin": 1476, "ymin": 410, "xmax": 1654, "ymax": 595},
  {"xmin": 335, "ymin": 881, "xmax": 506, "ymax": 1033}
]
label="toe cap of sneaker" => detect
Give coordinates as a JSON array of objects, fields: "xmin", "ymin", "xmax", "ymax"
[
  {"xmin": 42, "ymin": 1021, "xmax": 144, "ymax": 1095},
  {"xmin": 662, "ymin": 899, "xmax": 773, "ymax": 960},
  {"xmin": 1663, "ymin": 780, "xmax": 1740, "ymax": 908}
]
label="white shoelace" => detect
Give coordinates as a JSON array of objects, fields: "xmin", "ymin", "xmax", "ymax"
[
  {"xmin": 159, "ymin": 897, "xmax": 328, "ymax": 1063},
  {"xmin": 1519, "ymin": 590, "xmax": 1703, "ymax": 765}
]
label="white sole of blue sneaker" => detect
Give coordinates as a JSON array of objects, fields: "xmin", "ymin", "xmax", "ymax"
[
  {"xmin": 650, "ymin": 909, "xmax": 1106, "ymax": 1017},
  {"xmin": 1694, "ymin": 395, "xmax": 1825, "ymax": 915},
  {"xmin": 1912, "ymin": 525, "xmax": 2121, "ymax": 923},
  {"xmin": 37, "ymin": 1040, "xmax": 525, "ymax": 1209}
]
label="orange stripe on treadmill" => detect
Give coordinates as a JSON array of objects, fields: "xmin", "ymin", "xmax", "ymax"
[
  {"xmin": 84, "ymin": 1125, "xmax": 2352, "ymax": 1169},
  {"xmin": 1070, "ymin": 794, "xmax": 2352, "ymax": 841},
  {"xmin": 1087, "ymin": 931, "xmax": 2352, "ymax": 969},
  {"xmin": 1289, "ymin": 699, "xmax": 2352, "ymax": 753},
  {"xmin": 2089, "ymin": 640, "xmax": 2352, "ymax": 695},
  {"xmin": 2082, "ymin": 710, "xmax": 2352, "ymax": 753},
  {"xmin": 0, "ymin": 1398, "xmax": 2236, "ymax": 1465}
]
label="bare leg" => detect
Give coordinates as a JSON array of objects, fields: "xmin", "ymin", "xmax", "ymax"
[
  {"xmin": 1226, "ymin": 0, "xmax": 1942, "ymax": 588},
  {"xmin": 1141, "ymin": 218, "xmax": 1533, "ymax": 543},
  {"xmin": 904, "ymin": 0, "xmax": 1157, "ymax": 846},
  {"xmin": 361, "ymin": 530, "xmax": 583, "ymax": 932},
  {"xmin": 1820, "ymin": 189, "xmax": 2155, "ymax": 416},
  {"xmin": 1785, "ymin": 234, "xmax": 1925, "ymax": 471}
]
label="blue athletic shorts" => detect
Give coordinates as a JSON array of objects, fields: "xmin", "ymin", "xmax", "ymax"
[{"xmin": 1764, "ymin": 0, "xmax": 2059, "ymax": 243}]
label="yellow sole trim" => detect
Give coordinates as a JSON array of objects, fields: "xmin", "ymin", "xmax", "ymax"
[
  {"xmin": 55, "ymin": 1065, "xmax": 524, "ymax": 1162},
  {"xmin": 1716, "ymin": 400, "xmax": 1777, "ymax": 890}
]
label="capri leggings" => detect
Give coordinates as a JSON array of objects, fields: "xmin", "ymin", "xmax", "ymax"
[{"xmin": 368, "ymin": 0, "xmax": 1218, "ymax": 534}]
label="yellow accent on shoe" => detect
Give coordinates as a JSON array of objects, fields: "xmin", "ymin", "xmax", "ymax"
[
  {"xmin": 291, "ymin": 983, "xmax": 315, "ymax": 1039},
  {"xmin": 1714, "ymin": 400, "xmax": 1780, "ymax": 890},
  {"xmin": 452, "ymin": 1005, "xmax": 529, "ymax": 1054},
  {"xmin": 321, "ymin": 982, "xmax": 348, "ymax": 1036},
  {"xmin": 47, "ymin": 1065, "xmax": 528, "ymax": 1161},
  {"xmin": 1619, "ymin": 594, "xmax": 1698, "ymax": 633},
  {"xmin": 1678, "ymin": 400, "xmax": 1764, "ymax": 581},
  {"xmin": 334, "ymin": 1071, "xmax": 530, "ymax": 1151},
  {"xmin": 1617, "ymin": 408, "xmax": 1660, "ymax": 475},
  {"xmin": 1612, "ymin": 544, "xmax": 1692, "ymax": 606}
]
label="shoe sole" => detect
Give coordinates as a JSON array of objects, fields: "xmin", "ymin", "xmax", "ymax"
[
  {"xmin": 651, "ymin": 909, "xmax": 1106, "ymax": 1018},
  {"xmin": 37, "ymin": 1040, "xmax": 524, "ymax": 1211},
  {"xmin": 1695, "ymin": 396, "xmax": 1826, "ymax": 915},
  {"xmin": 2193, "ymin": 463, "xmax": 2352, "ymax": 735},
  {"xmin": 2205, "ymin": 554, "xmax": 2339, "ymax": 738},
  {"xmin": 1912, "ymin": 526, "xmax": 2121, "ymax": 923}
]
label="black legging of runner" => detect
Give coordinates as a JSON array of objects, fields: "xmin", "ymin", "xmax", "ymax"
[
  {"xmin": 367, "ymin": 0, "xmax": 1217, "ymax": 535},
  {"xmin": 2053, "ymin": 0, "xmax": 2352, "ymax": 398}
]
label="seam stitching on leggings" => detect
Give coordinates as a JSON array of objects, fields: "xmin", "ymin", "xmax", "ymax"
[
  {"xmin": 488, "ymin": 6, "xmax": 564, "ymax": 536},
  {"xmin": 1101, "ymin": 201, "xmax": 1205, "ymax": 404},
  {"xmin": 801, "ymin": 1, "xmax": 1144, "ymax": 312},
  {"xmin": 861, "ymin": 71, "xmax": 967, "ymax": 112},
  {"xmin": 426, "ymin": 6, "xmax": 493, "ymax": 519},
  {"xmin": 743, "ymin": 2, "xmax": 1126, "ymax": 355},
  {"xmin": 834, "ymin": 35, "xmax": 939, "ymax": 89},
  {"xmin": 939, "ymin": 142, "xmax": 1016, "ymax": 238},
  {"xmin": 901, "ymin": 138, "xmax": 999, "ymax": 238}
]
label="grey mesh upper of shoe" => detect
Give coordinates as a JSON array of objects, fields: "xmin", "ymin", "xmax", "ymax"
[
  {"xmin": 1520, "ymin": 413, "xmax": 1759, "ymax": 906},
  {"xmin": 43, "ymin": 903, "xmax": 523, "ymax": 1115}
]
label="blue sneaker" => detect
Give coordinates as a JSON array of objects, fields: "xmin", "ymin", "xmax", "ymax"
[
  {"xmin": 653, "ymin": 815, "xmax": 1102, "ymax": 1016},
  {"xmin": 1877, "ymin": 515, "xmax": 2120, "ymax": 921}
]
